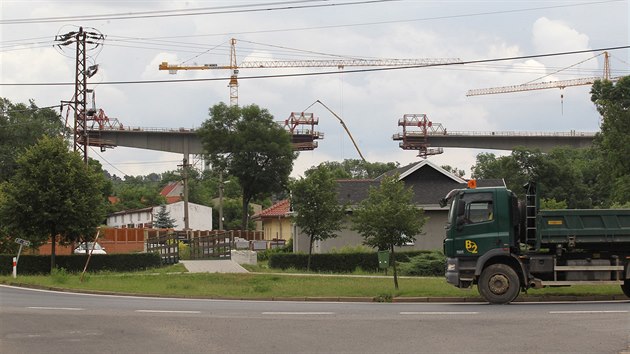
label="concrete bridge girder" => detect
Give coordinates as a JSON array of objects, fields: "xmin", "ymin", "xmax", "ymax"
[{"xmin": 88, "ymin": 129, "xmax": 596, "ymax": 156}]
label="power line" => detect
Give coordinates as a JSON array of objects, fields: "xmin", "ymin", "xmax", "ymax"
[
  {"xmin": 2, "ymin": 45, "xmax": 628, "ymax": 87},
  {"xmin": 0, "ymin": 0, "xmax": 396, "ymax": 25}
]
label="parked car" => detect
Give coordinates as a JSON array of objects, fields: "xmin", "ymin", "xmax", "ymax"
[{"xmin": 74, "ymin": 242, "xmax": 107, "ymax": 255}]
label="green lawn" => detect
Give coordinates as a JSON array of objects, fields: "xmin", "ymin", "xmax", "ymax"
[{"xmin": 0, "ymin": 266, "xmax": 625, "ymax": 301}]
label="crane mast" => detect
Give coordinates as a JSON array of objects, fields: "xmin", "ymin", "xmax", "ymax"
[{"xmin": 159, "ymin": 38, "xmax": 462, "ymax": 106}]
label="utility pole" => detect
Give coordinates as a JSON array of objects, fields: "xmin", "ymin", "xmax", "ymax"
[
  {"xmin": 179, "ymin": 158, "xmax": 190, "ymax": 231},
  {"xmin": 55, "ymin": 27, "xmax": 104, "ymax": 164}
]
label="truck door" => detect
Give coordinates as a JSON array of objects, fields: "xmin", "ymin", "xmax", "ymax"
[{"xmin": 452, "ymin": 192, "xmax": 500, "ymax": 256}]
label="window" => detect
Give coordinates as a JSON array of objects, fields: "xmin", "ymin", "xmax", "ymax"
[{"xmin": 460, "ymin": 192, "xmax": 494, "ymax": 224}]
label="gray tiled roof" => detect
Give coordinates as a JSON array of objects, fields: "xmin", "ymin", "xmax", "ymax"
[{"xmin": 337, "ymin": 163, "xmax": 505, "ymax": 206}]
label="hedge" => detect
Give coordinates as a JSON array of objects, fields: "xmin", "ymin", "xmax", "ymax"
[
  {"xmin": 0, "ymin": 253, "xmax": 163, "ymax": 275},
  {"xmin": 268, "ymin": 250, "xmax": 443, "ymax": 274}
]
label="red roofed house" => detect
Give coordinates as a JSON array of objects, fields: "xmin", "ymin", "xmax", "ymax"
[
  {"xmin": 160, "ymin": 181, "xmax": 183, "ymax": 204},
  {"xmin": 252, "ymin": 199, "xmax": 292, "ymax": 241}
]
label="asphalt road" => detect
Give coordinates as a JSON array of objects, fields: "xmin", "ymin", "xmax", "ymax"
[{"xmin": 1, "ymin": 285, "xmax": 628, "ymax": 354}]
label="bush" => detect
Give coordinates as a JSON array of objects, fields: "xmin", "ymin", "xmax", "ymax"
[
  {"xmin": 397, "ymin": 251, "xmax": 446, "ymax": 277},
  {"xmin": 0, "ymin": 253, "xmax": 163, "ymax": 275},
  {"xmin": 268, "ymin": 250, "xmax": 439, "ymax": 273}
]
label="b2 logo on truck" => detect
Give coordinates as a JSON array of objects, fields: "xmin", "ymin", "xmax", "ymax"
[{"xmin": 465, "ymin": 240, "xmax": 478, "ymax": 254}]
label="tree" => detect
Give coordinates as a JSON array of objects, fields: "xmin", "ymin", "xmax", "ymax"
[
  {"xmin": 153, "ymin": 204, "xmax": 177, "ymax": 229},
  {"xmin": 0, "ymin": 98, "xmax": 67, "ymax": 182},
  {"xmin": 291, "ymin": 165, "xmax": 345, "ymax": 271},
  {"xmin": 0, "ymin": 136, "xmax": 107, "ymax": 272},
  {"xmin": 591, "ymin": 76, "xmax": 630, "ymax": 205},
  {"xmin": 351, "ymin": 174, "xmax": 426, "ymax": 289},
  {"xmin": 305, "ymin": 159, "xmax": 400, "ymax": 179},
  {"xmin": 470, "ymin": 147, "xmax": 597, "ymax": 208},
  {"xmin": 198, "ymin": 103, "xmax": 296, "ymax": 230},
  {"xmin": 441, "ymin": 165, "xmax": 465, "ymax": 178}
]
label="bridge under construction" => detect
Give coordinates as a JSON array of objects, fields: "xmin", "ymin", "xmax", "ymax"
[{"xmin": 87, "ymin": 125, "xmax": 595, "ymax": 160}]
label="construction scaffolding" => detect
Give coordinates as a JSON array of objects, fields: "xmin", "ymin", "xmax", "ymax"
[
  {"xmin": 282, "ymin": 112, "xmax": 323, "ymax": 151},
  {"xmin": 392, "ymin": 114, "xmax": 445, "ymax": 158}
]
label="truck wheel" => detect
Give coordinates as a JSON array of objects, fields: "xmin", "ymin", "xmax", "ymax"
[
  {"xmin": 622, "ymin": 280, "xmax": 630, "ymax": 298},
  {"xmin": 478, "ymin": 264, "xmax": 520, "ymax": 304}
]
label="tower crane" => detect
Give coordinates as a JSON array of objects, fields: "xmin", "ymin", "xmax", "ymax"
[
  {"xmin": 466, "ymin": 51, "xmax": 621, "ymax": 96},
  {"xmin": 159, "ymin": 38, "xmax": 462, "ymax": 106}
]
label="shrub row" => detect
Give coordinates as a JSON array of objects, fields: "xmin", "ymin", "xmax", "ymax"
[
  {"xmin": 268, "ymin": 250, "xmax": 444, "ymax": 274},
  {"xmin": 0, "ymin": 253, "xmax": 162, "ymax": 275}
]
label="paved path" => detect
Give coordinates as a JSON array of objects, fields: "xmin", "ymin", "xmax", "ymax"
[{"xmin": 180, "ymin": 260, "xmax": 249, "ymax": 273}]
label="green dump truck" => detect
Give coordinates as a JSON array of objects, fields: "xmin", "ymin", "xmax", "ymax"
[{"xmin": 441, "ymin": 182, "xmax": 630, "ymax": 304}]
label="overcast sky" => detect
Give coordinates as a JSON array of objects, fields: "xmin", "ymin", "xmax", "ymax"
[{"xmin": 1, "ymin": 0, "xmax": 628, "ymax": 179}]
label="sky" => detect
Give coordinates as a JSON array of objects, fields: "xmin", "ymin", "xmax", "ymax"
[{"xmin": 1, "ymin": 0, "xmax": 628, "ymax": 179}]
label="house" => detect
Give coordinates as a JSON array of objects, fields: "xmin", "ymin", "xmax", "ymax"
[
  {"xmin": 160, "ymin": 181, "xmax": 184, "ymax": 204},
  {"xmin": 294, "ymin": 159, "xmax": 504, "ymax": 253},
  {"xmin": 106, "ymin": 201, "xmax": 213, "ymax": 230},
  {"xmin": 251, "ymin": 199, "xmax": 292, "ymax": 241}
]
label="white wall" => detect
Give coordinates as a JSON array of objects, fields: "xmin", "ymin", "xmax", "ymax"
[
  {"xmin": 106, "ymin": 202, "xmax": 213, "ymax": 231},
  {"xmin": 161, "ymin": 201, "xmax": 213, "ymax": 231}
]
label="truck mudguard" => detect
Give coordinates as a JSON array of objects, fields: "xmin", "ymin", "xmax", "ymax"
[{"xmin": 474, "ymin": 248, "xmax": 528, "ymax": 284}]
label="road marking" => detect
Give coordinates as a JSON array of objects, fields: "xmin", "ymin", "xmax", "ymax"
[
  {"xmin": 549, "ymin": 310, "xmax": 628, "ymax": 314},
  {"xmin": 400, "ymin": 312, "xmax": 479, "ymax": 315},
  {"xmin": 27, "ymin": 307, "xmax": 84, "ymax": 311},
  {"xmin": 262, "ymin": 312, "xmax": 335, "ymax": 315},
  {"xmin": 135, "ymin": 310, "xmax": 201, "ymax": 314}
]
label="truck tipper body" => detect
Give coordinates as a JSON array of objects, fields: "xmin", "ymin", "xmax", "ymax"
[{"xmin": 441, "ymin": 182, "xmax": 630, "ymax": 304}]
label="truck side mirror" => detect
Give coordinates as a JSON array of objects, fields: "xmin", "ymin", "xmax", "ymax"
[{"xmin": 456, "ymin": 216, "xmax": 466, "ymax": 231}]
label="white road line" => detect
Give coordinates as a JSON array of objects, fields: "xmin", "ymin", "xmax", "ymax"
[
  {"xmin": 262, "ymin": 312, "xmax": 335, "ymax": 315},
  {"xmin": 135, "ymin": 310, "xmax": 201, "ymax": 314},
  {"xmin": 400, "ymin": 312, "xmax": 479, "ymax": 315},
  {"xmin": 549, "ymin": 310, "xmax": 628, "ymax": 314},
  {"xmin": 27, "ymin": 307, "xmax": 84, "ymax": 311}
]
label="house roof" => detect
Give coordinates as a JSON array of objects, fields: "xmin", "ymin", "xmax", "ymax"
[
  {"xmin": 377, "ymin": 159, "xmax": 467, "ymax": 184},
  {"xmin": 252, "ymin": 199, "xmax": 291, "ymax": 219},
  {"xmin": 160, "ymin": 182, "xmax": 183, "ymax": 203}
]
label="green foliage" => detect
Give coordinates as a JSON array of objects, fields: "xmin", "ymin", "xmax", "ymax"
[
  {"xmin": 154, "ymin": 204, "xmax": 177, "ymax": 229},
  {"xmin": 213, "ymin": 198, "xmax": 255, "ymax": 230},
  {"xmin": 51, "ymin": 267, "xmax": 69, "ymax": 284},
  {"xmin": 268, "ymin": 251, "xmax": 437, "ymax": 273},
  {"xmin": 471, "ymin": 147, "xmax": 599, "ymax": 208},
  {"xmin": 257, "ymin": 238, "xmax": 293, "ymax": 261},
  {"xmin": 329, "ymin": 244, "xmax": 373, "ymax": 253},
  {"xmin": 397, "ymin": 252, "xmax": 446, "ymax": 277},
  {"xmin": 304, "ymin": 159, "xmax": 400, "ymax": 179},
  {"xmin": 0, "ymin": 136, "xmax": 108, "ymax": 258},
  {"xmin": 178, "ymin": 241, "xmax": 190, "ymax": 260},
  {"xmin": 352, "ymin": 174, "xmax": 426, "ymax": 250},
  {"xmin": 0, "ymin": 98, "xmax": 67, "ymax": 183},
  {"xmin": 198, "ymin": 103, "xmax": 296, "ymax": 229},
  {"xmin": 351, "ymin": 174, "xmax": 426, "ymax": 289},
  {"xmin": 291, "ymin": 164, "xmax": 345, "ymax": 270},
  {"xmin": 540, "ymin": 198, "xmax": 568, "ymax": 210},
  {"xmin": 591, "ymin": 76, "xmax": 630, "ymax": 198},
  {"xmin": 0, "ymin": 253, "xmax": 162, "ymax": 275}
]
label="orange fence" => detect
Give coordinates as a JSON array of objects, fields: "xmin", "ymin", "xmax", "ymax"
[{"xmin": 33, "ymin": 228, "xmax": 264, "ymax": 255}]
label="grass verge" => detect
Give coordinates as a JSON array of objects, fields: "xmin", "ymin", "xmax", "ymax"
[{"xmin": 0, "ymin": 269, "xmax": 625, "ymax": 301}]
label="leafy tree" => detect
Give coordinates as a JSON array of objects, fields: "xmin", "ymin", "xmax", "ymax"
[
  {"xmin": 351, "ymin": 174, "xmax": 426, "ymax": 289},
  {"xmin": 291, "ymin": 165, "xmax": 345, "ymax": 271},
  {"xmin": 305, "ymin": 159, "xmax": 400, "ymax": 179},
  {"xmin": 153, "ymin": 204, "xmax": 177, "ymax": 229},
  {"xmin": 0, "ymin": 136, "xmax": 107, "ymax": 272},
  {"xmin": 198, "ymin": 103, "xmax": 296, "ymax": 230},
  {"xmin": 470, "ymin": 147, "xmax": 597, "ymax": 208},
  {"xmin": 213, "ymin": 198, "xmax": 255, "ymax": 230},
  {"xmin": 591, "ymin": 76, "xmax": 630, "ymax": 205},
  {"xmin": 0, "ymin": 98, "xmax": 67, "ymax": 182},
  {"xmin": 441, "ymin": 165, "xmax": 465, "ymax": 177}
]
